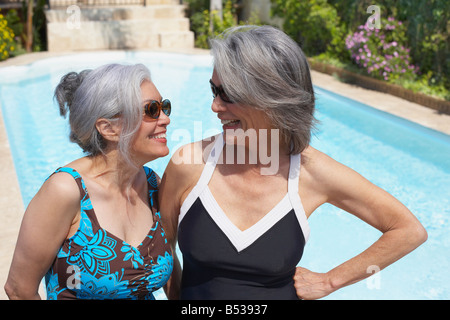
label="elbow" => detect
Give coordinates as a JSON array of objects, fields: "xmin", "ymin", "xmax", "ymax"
[
  {"xmin": 4, "ymin": 280, "xmax": 18, "ymax": 300},
  {"xmin": 388, "ymin": 217, "xmax": 428, "ymax": 253},
  {"xmin": 406, "ymin": 220, "xmax": 428, "ymax": 250},
  {"xmin": 416, "ymin": 224, "xmax": 428, "ymax": 246},
  {"xmin": 4, "ymin": 278, "xmax": 38, "ymax": 300}
]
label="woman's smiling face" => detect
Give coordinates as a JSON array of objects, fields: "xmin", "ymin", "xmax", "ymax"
[
  {"xmin": 130, "ymin": 80, "xmax": 170, "ymax": 164},
  {"xmin": 210, "ymin": 69, "xmax": 272, "ymax": 144}
]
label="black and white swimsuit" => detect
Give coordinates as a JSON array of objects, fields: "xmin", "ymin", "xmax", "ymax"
[{"xmin": 178, "ymin": 133, "xmax": 310, "ymax": 300}]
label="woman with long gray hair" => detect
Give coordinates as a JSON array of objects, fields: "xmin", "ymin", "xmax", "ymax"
[
  {"xmin": 5, "ymin": 63, "xmax": 176, "ymax": 300},
  {"xmin": 160, "ymin": 25, "xmax": 427, "ymax": 300}
]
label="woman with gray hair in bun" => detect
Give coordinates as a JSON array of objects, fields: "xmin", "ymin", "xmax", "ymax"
[
  {"xmin": 5, "ymin": 63, "xmax": 177, "ymax": 300},
  {"xmin": 160, "ymin": 25, "xmax": 427, "ymax": 300}
]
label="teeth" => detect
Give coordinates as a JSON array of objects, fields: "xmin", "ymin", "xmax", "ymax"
[
  {"xmin": 150, "ymin": 133, "xmax": 166, "ymax": 139},
  {"xmin": 221, "ymin": 119, "xmax": 240, "ymax": 125}
]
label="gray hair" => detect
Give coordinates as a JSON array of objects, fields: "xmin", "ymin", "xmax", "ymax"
[
  {"xmin": 54, "ymin": 63, "xmax": 151, "ymax": 163},
  {"xmin": 210, "ymin": 25, "xmax": 316, "ymax": 154}
]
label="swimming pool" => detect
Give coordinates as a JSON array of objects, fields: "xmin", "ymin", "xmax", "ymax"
[{"xmin": 0, "ymin": 51, "xmax": 449, "ymax": 299}]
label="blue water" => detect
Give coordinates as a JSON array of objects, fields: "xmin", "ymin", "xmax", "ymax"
[{"xmin": 0, "ymin": 51, "xmax": 449, "ymax": 299}]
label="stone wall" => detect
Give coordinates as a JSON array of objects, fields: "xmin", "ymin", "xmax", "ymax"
[{"xmin": 45, "ymin": 3, "xmax": 194, "ymax": 51}]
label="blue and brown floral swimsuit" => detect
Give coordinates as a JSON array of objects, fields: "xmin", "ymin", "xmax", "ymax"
[{"xmin": 45, "ymin": 167, "xmax": 173, "ymax": 300}]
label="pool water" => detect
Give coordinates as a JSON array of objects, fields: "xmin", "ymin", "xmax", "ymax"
[{"xmin": 0, "ymin": 51, "xmax": 449, "ymax": 299}]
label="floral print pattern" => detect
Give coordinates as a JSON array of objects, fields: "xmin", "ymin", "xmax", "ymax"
[{"xmin": 44, "ymin": 167, "xmax": 173, "ymax": 300}]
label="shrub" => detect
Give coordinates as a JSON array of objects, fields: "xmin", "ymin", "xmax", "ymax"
[
  {"xmin": 190, "ymin": 0, "xmax": 261, "ymax": 49},
  {"xmin": 192, "ymin": 0, "xmax": 237, "ymax": 49},
  {"xmin": 345, "ymin": 17, "xmax": 417, "ymax": 82},
  {"xmin": 271, "ymin": 0, "xmax": 346, "ymax": 58},
  {"xmin": 0, "ymin": 10, "xmax": 15, "ymax": 61}
]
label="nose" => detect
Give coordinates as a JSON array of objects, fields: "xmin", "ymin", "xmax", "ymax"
[
  {"xmin": 211, "ymin": 96, "xmax": 227, "ymax": 113},
  {"xmin": 158, "ymin": 110, "xmax": 170, "ymax": 126}
]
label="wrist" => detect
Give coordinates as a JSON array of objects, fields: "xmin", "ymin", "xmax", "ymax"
[{"xmin": 326, "ymin": 270, "xmax": 343, "ymax": 294}]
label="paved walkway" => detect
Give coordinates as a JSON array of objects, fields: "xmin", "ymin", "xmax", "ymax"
[{"xmin": 0, "ymin": 50, "xmax": 449, "ymax": 299}]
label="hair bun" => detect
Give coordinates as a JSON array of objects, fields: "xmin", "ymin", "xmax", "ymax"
[{"xmin": 54, "ymin": 70, "xmax": 91, "ymax": 117}]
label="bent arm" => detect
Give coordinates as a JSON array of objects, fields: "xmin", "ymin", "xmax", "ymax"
[
  {"xmin": 327, "ymin": 174, "xmax": 427, "ymax": 291},
  {"xmin": 295, "ymin": 148, "xmax": 427, "ymax": 299},
  {"xmin": 4, "ymin": 173, "xmax": 80, "ymax": 299}
]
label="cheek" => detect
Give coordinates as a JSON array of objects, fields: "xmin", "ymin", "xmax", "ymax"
[
  {"xmin": 130, "ymin": 124, "xmax": 149, "ymax": 148},
  {"xmin": 138, "ymin": 120, "xmax": 158, "ymax": 136}
]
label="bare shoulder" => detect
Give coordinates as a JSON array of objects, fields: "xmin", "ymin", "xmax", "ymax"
[
  {"xmin": 164, "ymin": 134, "xmax": 219, "ymax": 185},
  {"xmin": 30, "ymin": 171, "xmax": 81, "ymax": 222},
  {"xmin": 159, "ymin": 135, "xmax": 219, "ymax": 241},
  {"xmin": 22, "ymin": 169, "xmax": 81, "ymax": 241},
  {"xmin": 298, "ymin": 146, "xmax": 370, "ymax": 212},
  {"xmin": 40, "ymin": 170, "xmax": 81, "ymax": 203},
  {"xmin": 160, "ymin": 134, "xmax": 219, "ymax": 206},
  {"xmin": 300, "ymin": 145, "xmax": 381, "ymax": 203},
  {"xmin": 300, "ymin": 146, "xmax": 342, "ymax": 178}
]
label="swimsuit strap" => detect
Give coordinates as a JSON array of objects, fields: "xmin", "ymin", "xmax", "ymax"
[
  {"xmin": 195, "ymin": 132, "xmax": 224, "ymax": 190},
  {"xmin": 179, "ymin": 133, "xmax": 224, "ymax": 223},
  {"xmin": 48, "ymin": 167, "xmax": 86, "ymax": 200},
  {"xmin": 287, "ymin": 153, "xmax": 310, "ymax": 242}
]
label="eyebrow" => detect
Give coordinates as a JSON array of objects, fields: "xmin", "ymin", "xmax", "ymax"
[{"xmin": 142, "ymin": 97, "xmax": 163, "ymax": 104}]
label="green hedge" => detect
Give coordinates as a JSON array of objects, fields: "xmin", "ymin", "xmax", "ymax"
[{"xmin": 270, "ymin": 0, "xmax": 449, "ymax": 100}]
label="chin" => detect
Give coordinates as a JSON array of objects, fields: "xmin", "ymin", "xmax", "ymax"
[
  {"xmin": 152, "ymin": 146, "xmax": 170, "ymax": 159},
  {"xmin": 136, "ymin": 147, "xmax": 170, "ymax": 165},
  {"xmin": 223, "ymin": 129, "xmax": 251, "ymax": 147},
  {"xmin": 160, "ymin": 147, "xmax": 170, "ymax": 157}
]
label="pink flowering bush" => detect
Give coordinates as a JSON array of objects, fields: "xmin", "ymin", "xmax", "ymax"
[{"xmin": 345, "ymin": 17, "xmax": 418, "ymax": 82}]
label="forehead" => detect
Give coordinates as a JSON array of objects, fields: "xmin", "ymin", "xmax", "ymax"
[
  {"xmin": 140, "ymin": 80, "xmax": 161, "ymax": 101},
  {"xmin": 211, "ymin": 68, "xmax": 221, "ymax": 84}
]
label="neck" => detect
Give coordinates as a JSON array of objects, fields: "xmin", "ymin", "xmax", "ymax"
[
  {"xmin": 222, "ymin": 129, "xmax": 290, "ymax": 176},
  {"xmin": 90, "ymin": 149, "xmax": 141, "ymax": 195}
]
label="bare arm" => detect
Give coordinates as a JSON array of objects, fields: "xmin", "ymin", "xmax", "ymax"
[
  {"xmin": 294, "ymin": 148, "xmax": 427, "ymax": 299},
  {"xmin": 159, "ymin": 158, "xmax": 183, "ymax": 300},
  {"xmin": 159, "ymin": 140, "xmax": 209, "ymax": 300},
  {"xmin": 4, "ymin": 173, "xmax": 80, "ymax": 299}
]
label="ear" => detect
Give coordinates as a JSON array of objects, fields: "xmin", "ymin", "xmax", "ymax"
[{"xmin": 95, "ymin": 118, "xmax": 120, "ymax": 142}]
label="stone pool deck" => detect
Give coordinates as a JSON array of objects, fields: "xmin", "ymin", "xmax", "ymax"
[{"xmin": 0, "ymin": 49, "xmax": 449, "ymax": 299}]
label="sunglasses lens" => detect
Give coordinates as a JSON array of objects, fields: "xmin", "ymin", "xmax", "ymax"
[
  {"xmin": 144, "ymin": 100, "xmax": 171, "ymax": 119},
  {"xmin": 221, "ymin": 92, "xmax": 232, "ymax": 103},
  {"xmin": 210, "ymin": 80, "xmax": 232, "ymax": 103},
  {"xmin": 144, "ymin": 101, "xmax": 160, "ymax": 119},
  {"xmin": 210, "ymin": 80, "xmax": 219, "ymax": 99},
  {"xmin": 210, "ymin": 83, "xmax": 217, "ymax": 98},
  {"xmin": 148, "ymin": 101, "xmax": 160, "ymax": 119},
  {"xmin": 162, "ymin": 99, "xmax": 171, "ymax": 116}
]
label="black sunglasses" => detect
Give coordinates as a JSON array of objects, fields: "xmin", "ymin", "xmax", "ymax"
[
  {"xmin": 143, "ymin": 99, "xmax": 171, "ymax": 119},
  {"xmin": 209, "ymin": 79, "xmax": 233, "ymax": 103}
]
